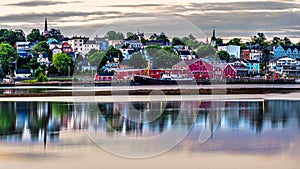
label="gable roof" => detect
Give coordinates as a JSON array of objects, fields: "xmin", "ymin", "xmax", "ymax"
[{"xmin": 281, "ymin": 46, "xmax": 300, "ymax": 51}]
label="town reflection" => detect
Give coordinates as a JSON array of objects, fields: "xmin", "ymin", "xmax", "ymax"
[{"xmin": 0, "ymin": 100, "xmax": 300, "ymax": 148}]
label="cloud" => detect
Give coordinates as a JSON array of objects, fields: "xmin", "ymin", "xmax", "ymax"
[
  {"xmin": 7, "ymin": 0, "xmax": 82, "ymax": 7},
  {"xmin": 0, "ymin": 1, "xmax": 299, "ymax": 41},
  {"xmin": 104, "ymin": 4, "xmax": 161, "ymax": 8}
]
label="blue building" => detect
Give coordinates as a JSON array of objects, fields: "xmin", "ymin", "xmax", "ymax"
[{"xmin": 274, "ymin": 45, "xmax": 300, "ymax": 58}]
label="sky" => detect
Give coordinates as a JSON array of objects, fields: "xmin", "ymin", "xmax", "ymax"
[{"xmin": 0, "ymin": 0, "xmax": 300, "ymax": 43}]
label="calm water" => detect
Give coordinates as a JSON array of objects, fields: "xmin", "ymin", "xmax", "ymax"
[{"xmin": 0, "ymin": 100, "xmax": 300, "ymax": 168}]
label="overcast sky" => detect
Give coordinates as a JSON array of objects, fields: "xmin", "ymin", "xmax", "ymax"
[{"xmin": 0, "ymin": 0, "xmax": 299, "ymax": 43}]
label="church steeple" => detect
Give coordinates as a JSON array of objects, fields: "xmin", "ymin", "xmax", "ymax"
[
  {"xmin": 211, "ymin": 26, "xmax": 216, "ymax": 46},
  {"xmin": 44, "ymin": 17, "xmax": 48, "ymax": 33}
]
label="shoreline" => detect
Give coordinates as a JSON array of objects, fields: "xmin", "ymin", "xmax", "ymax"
[{"xmin": 0, "ymin": 86, "xmax": 299, "ymax": 97}]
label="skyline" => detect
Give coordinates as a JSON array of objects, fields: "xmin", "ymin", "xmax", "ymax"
[{"xmin": 0, "ymin": 0, "xmax": 300, "ymax": 43}]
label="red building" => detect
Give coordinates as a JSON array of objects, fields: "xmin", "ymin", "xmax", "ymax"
[
  {"xmin": 173, "ymin": 58, "xmax": 237, "ymax": 79},
  {"xmin": 241, "ymin": 50, "xmax": 250, "ymax": 60},
  {"xmin": 62, "ymin": 42, "xmax": 73, "ymax": 53}
]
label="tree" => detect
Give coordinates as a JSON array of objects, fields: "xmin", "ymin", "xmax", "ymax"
[
  {"xmin": 126, "ymin": 32, "xmax": 134, "ymax": 38},
  {"xmin": 0, "ymin": 43, "xmax": 17, "ymax": 75},
  {"xmin": 227, "ymin": 38, "xmax": 241, "ymax": 46},
  {"xmin": 0, "ymin": 67, "xmax": 5, "ymax": 78},
  {"xmin": 106, "ymin": 31, "xmax": 124, "ymax": 40},
  {"xmin": 27, "ymin": 29, "xmax": 43, "ymax": 42},
  {"xmin": 217, "ymin": 51, "xmax": 231, "ymax": 62},
  {"xmin": 126, "ymin": 34, "xmax": 139, "ymax": 41},
  {"xmin": 188, "ymin": 34, "xmax": 196, "ymax": 40},
  {"xmin": 0, "ymin": 29, "xmax": 16, "ymax": 46},
  {"xmin": 129, "ymin": 52, "xmax": 147, "ymax": 69},
  {"xmin": 145, "ymin": 45, "xmax": 161, "ymax": 58},
  {"xmin": 172, "ymin": 37, "xmax": 185, "ymax": 46},
  {"xmin": 283, "ymin": 37, "xmax": 292, "ymax": 46},
  {"xmin": 216, "ymin": 38, "xmax": 223, "ymax": 45},
  {"xmin": 196, "ymin": 45, "xmax": 216, "ymax": 57},
  {"xmin": 36, "ymin": 73, "xmax": 48, "ymax": 82},
  {"xmin": 105, "ymin": 45, "xmax": 122, "ymax": 57},
  {"xmin": 28, "ymin": 57, "xmax": 40, "ymax": 71},
  {"xmin": 152, "ymin": 48, "xmax": 181, "ymax": 68},
  {"xmin": 52, "ymin": 53, "xmax": 72, "ymax": 76},
  {"xmin": 88, "ymin": 51, "xmax": 109, "ymax": 69},
  {"xmin": 31, "ymin": 41, "xmax": 52, "ymax": 58},
  {"xmin": 15, "ymin": 29, "xmax": 26, "ymax": 42},
  {"xmin": 34, "ymin": 67, "xmax": 44, "ymax": 78}
]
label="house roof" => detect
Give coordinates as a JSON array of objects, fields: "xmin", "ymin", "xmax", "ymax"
[
  {"xmin": 246, "ymin": 59, "xmax": 260, "ymax": 63},
  {"xmin": 177, "ymin": 50, "xmax": 192, "ymax": 55},
  {"xmin": 172, "ymin": 59, "xmax": 198, "ymax": 67},
  {"xmin": 85, "ymin": 40, "xmax": 97, "ymax": 44},
  {"xmin": 282, "ymin": 46, "xmax": 300, "ymax": 51},
  {"xmin": 16, "ymin": 69, "xmax": 31, "ymax": 74}
]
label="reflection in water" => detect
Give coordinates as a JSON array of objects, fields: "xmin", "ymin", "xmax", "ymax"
[{"xmin": 0, "ymin": 100, "xmax": 300, "ymax": 153}]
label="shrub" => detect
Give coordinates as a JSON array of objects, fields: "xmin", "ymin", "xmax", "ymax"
[{"xmin": 36, "ymin": 73, "xmax": 48, "ymax": 82}]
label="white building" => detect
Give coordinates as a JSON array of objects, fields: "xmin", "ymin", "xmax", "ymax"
[
  {"xmin": 217, "ymin": 45, "xmax": 241, "ymax": 59},
  {"xmin": 68, "ymin": 37, "xmax": 85, "ymax": 53},
  {"xmin": 83, "ymin": 40, "xmax": 101, "ymax": 55}
]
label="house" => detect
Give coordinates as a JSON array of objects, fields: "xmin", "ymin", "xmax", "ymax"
[
  {"xmin": 229, "ymin": 59, "xmax": 248, "ymax": 77},
  {"xmin": 14, "ymin": 69, "xmax": 32, "ymax": 78},
  {"xmin": 241, "ymin": 50, "xmax": 250, "ymax": 60},
  {"xmin": 244, "ymin": 60, "xmax": 260, "ymax": 75},
  {"xmin": 83, "ymin": 40, "xmax": 101, "ymax": 55},
  {"xmin": 94, "ymin": 36, "xmax": 109, "ymax": 51},
  {"xmin": 274, "ymin": 45, "xmax": 300, "ymax": 58},
  {"xmin": 173, "ymin": 58, "xmax": 237, "ymax": 79},
  {"xmin": 62, "ymin": 42, "xmax": 73, "ymax": 53},
  {"xmin": 52, "ymin": 46, "xmax": 62, "ymax": 57},
  {"xmin": 68, "ymin": 36, "xmax": 88, "ymax": 53},
  {"xmin": 15, "ymin": 42, "xmax": 35, "ymax": 58},
  {"xmin": 174, "ymin": 46, "xmax": 195, "ymax": 60},
  {"xmin": 47, "ymin": 38, "xmax": 60, "ymax": 50},
  {"xmin": 123, "ymin": 40, "xmax": 143, "ymax": 50},
  {"xmin": 267, "ymin": 56, "xmax": 300, "ymax": 76},
  {"xmin": 217, "ymin": 45, "xmax": 241, "ymax": 59},
  {"xmin": 249, "ymin": 49, "xmax": 263, "ymax": 61}
]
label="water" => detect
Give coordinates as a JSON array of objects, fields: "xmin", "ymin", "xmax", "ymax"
[{"xmin": 0, "ymin": 100, "xmax": 300, "ymax": 168}]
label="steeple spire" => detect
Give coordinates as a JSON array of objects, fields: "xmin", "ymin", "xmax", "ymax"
[
  {"xmin": 211, "ymin": 26, "xmax": 216, "ymax": 46},
  {"xmin": 44, "ymin": 17, "xmax": 48, "ymax": 33}
]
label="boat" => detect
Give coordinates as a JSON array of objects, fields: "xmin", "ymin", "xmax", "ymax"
[{"xmin": 133, "ymin": 74, "xmax": 196, "ymax": 85}]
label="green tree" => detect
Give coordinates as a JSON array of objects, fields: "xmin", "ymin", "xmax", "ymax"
[
  {"xmin": 106, "ymin": 31, "xmax": 124, "ymax": 40},
  {"xmin": 0, "ymin": 67, "xmax": 5, "ymax": 78},
  {"xmin": 217, "ymin": 51, "xmax": 231, "ymax": 62},
  {"xmin": 129, "ymin": 52, "xmax": 147, "ymax": 69},
  {"xmin": 34, "ymin": 67, "xmax": 44, "ymax": 78},
  {"xmin": 172, "ymin": 37, "xmax": 185, "ymax": 46},
  {"xmin": 126, "ymin": 34, "xmax": 139, "ymax": 41},
  {"xmin": 0, "ymin": 29, "xmax": 16, "ymax": 46},
  {"xmin": 188, "ymin": 34, "xmax": 196, "ymax": 40},
  {"xmin": 145, "ymin": 45, "xmax": 161, "ymax": 58},
  {"xmin": 28, "ymin": 57, "xmax": 40, "ymax": 71},
  {"xmin": 27, "ymin": 29, "xmax": 43, "ymax": 42},
  {"xmin": 15, "ymin": 29, "xmax": 26, "ymax": 42},
  {"xmin": 105, "ymin": 45, "xmax": 122, "ymax": 57},
  {"xmin": 227, "ymin": 38, "xmax": 241, "ymax": 46},
  {"xmin": 216, "ymin": 38, "xmax": 223, "ymax": 45},
  {"xmin": 0, "ymin": 43, "xmax": 17, "ymax": 75},
  {"xmin": 31, "ymin": 41, "xmax": 52, "ymax": 58},
  {"xmin": 126, "ymin": 32, "xmax": 134, "ymax": 38},
  {"xmin": 88, "ymin": 51, "xmax": 109, "ymax": 69},
  {"xmin": 152, "ymin": 49, "xmax": 181, "ymax": 68},
  {"xmin": 53, "ymin": 53, "xmax": 72, "ymax": 76},
  {"xmin": 283, "ymin": 37, "xmax": 292, "ymax": 46},
  {"xmin": 36, "ymin": 72, "xmax": 48, "ymax": 82},
  {"xmin": 196, "ymin": 45, "xmax": 216, "ymax": 57}
]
